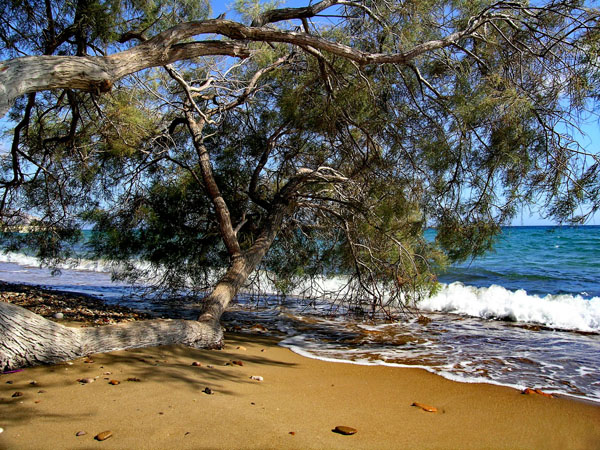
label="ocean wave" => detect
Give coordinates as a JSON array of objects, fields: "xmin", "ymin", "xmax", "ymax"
[
  {"xmin": 2, "ymin": 250, "xmax": 599, "ymax": 332},
  {"xmin": 420, "ymin": 282, "xmax": 600, "ymax": 332}
]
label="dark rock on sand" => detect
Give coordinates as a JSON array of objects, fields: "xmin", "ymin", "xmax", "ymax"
[
  {"xmin": 11, "ymin": 391, "xmax": 24, "ymax": 398},
  {"xmin": 333, "ymin": 426, "xmax": 357, "ymax": 435}
]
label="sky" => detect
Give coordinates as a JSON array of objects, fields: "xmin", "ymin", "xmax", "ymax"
[{"xmin": 1, "ymin": 0, "xmax": 598, "ymax": 226}]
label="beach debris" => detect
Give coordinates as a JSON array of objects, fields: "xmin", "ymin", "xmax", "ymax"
[
  {"xmin": 521, "ymin": 388, "xmax": 553, "ymax": 398},
  {"xmin": 75, "ymin": 431, "xmax": 87, "ymax": 436},
  {"xmin": 289, "ymin": 431, "xmax": 296, "ymax": 436},
  {"xmin": 77, "ymin": 378, "xmax": 95, "ymax": 384},
  {"xmin": 251, "ymin": 324, "xmax": 268, "ymax": 333},
  {"xmin": 411, "ymin": 402, "xmax": 438, "ymax": 412},
  {"xmin": 11, "ymin": 391, "xmax": 24, "ymax": 398},
  {"xmin": 127, "ymin": 377, "xmax": 141, "ymax": 382},
  {"xmin": 108, "ymin": 379, "xmax": 120, "ymax": 385},
  {"xmin": 53, "ymin": 312, "xmax": 64, "ymax": 319},
  {"xmin": 232, "ymin": 360, "xmax": 244, "ymax": 366},
  {"xmin": 203, "ymin": 387, "xmax": 213, "ymax": 395},
  {"xmin": 0, "ymin": 428, "xmax": 3, "ymax": 434},
  {"xmin": 95, "ymin": 430, "xmax": 113, "ymax": 441},
  {"xmin": 333, "ymin": 426, "xmax": 357, "ymax": 435},
  {"xmin": 236, "ymin": 346, "xmax": 247, "ymax": 351},
  {"xmin": 416, "ymin": 315, "xmax": 432, "ymax": 325},
  {"xmin": 250, "ymin": 376, "xmax": 264, "ymax": 381},
  {"xmin": 191, "ymin": 361, "xmax": 202, "ymax": 366}
]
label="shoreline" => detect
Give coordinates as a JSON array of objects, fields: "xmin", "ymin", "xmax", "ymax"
[
  {"xmin": 1, "ymin": 331, "xmax": 599, "ymax": 449},
  {"xmin": 1, "ymin": 282, "xmax": 600, "ymax": 448}
]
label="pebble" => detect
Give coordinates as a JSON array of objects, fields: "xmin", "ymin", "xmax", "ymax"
[
  {"xmin": 37, "ymin": 390, "xmax": 46, "ymax": 394},
  {"xmin": 250, "ymin": 376, "xmax": 263, "ymax": 381},
  {"xmin": 522, "ymin": 388, "xmax": 553, "ymax": 398},
  {"xmin": 232, "ymin": 360, "xmax": 244, "ymax": 366},
  {"xmin": 11, "ymin": 392, "xmax": 24, "ymax": 398},
  {"xmin": 191, "ymin": 361, "xmax": 202, "ymax": 366},
  {"xmin": 108, "ymin": 380, "xmax": 120, "ymax": 385},
  {"xmin": 76, "ymin": 431, "xmax": 87, "ymax": 436},
  {"xmin": 5, "ymin": 381, "xmax": 12, "ymax": 384},
  {"xmin": 203, "ymin": 387, "xmax": 213, "ymax": 395},
  {"xmin": 0, "ymin": 427, "xmax": 3, "ymax": 433},
  {"xmin": 289, "ymin": 431, "xmax": 296, "ymax": 436},
  {"xmin": 333, "ymin": 426, "xmax": 357, "ymax": 435},
  {"xmin": 77, "ymin": 378, "xmax": 95, "ymax": 384},
  {"xmin": 95, "ymin": 430, "xmax": 113, "ymax": 441},
  {"xmin": 236, "ymin": 346, "xmax": 247, "ymax": 351},
  {"xmin": 53, "ymin": 312, "xmax": 64, "ymax": 319},
  {"xmin": 127, "ymin": 377, "xmax": 141, "ymax": 382},
  {"xmin": 411, "ymin": 402, "xmax": 438, "ymax": 412},
  {"xmin": 29, "ymin": 381, "xmax": 37, "ymax": 386},
  {"xmin": 251, "ymin": 324, "xmax": 268, "ymax": 332}
]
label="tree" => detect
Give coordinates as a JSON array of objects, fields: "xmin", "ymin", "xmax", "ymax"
[{"xmin": 1, "ymin": 0, "xmax": 599, "ymax": 369}]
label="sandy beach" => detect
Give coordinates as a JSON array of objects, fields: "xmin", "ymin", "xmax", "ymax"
[{"xmin": 1, "ymin": 286, "xmax": 599, "ymax": 449}]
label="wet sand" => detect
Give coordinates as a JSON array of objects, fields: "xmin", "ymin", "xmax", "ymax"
[{"xmin": 1, "ymin": 328, "xmax": 599, "ymax": 450}]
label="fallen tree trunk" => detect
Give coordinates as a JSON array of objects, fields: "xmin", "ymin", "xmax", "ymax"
[{"xmin": 0, "ymin": 301, "xmax": 223, "ymax": 371}]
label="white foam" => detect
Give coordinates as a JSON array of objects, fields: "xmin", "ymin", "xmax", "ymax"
[{"xmin": 420, "ymin": 282, "xmax": 600, "ymax": 332}]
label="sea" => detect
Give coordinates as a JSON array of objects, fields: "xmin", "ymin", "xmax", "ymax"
[{"xmin": 0, "ymin": 226, "xmax": 599, "ymax": 403}]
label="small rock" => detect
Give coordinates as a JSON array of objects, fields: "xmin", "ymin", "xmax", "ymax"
[
  {"xmin": 251, "ymin": 324, "xmax": 268, "ymax": 332},
  {"xmin": 127, "ymin": 377, "xmax": 141, "ymax": 382},
  {"xmin": 236, "ymin": 346, "xmax": 247, "ymax": 351},
  {"xmin": 411, "ymin": 402, "xmax": 438, "ymax": 412},
  {"xmin": 203, "ymin": 387, "xmax": 213, "ymax": 395},
  {"xmin": 77, "ymin": 378, "xmax": 95, "ymax": 384},
  {"xmin": 38, "ymin": 390, "xmax": 46, "ymax": 394},
  {"xmin": 191, "ymin": 361, "xmax": 202, "ymax": 367},
  {"xmin": 95, "ymin": 430, "xmax": 112, "ymax": 441},
  {"xmin": 5, "ymin": 380, "xmax": 12, "ymax": 384},
  {"xmin": 333, "ymin": 426, "xmax": 357, "ymax": 435},
  {"xmin": 108, "ymin": 379, "xmax": 120, "ymax": 385},
  {"xmin": 34, "ymin": 400, "xmax": 41, "ymax": 404},
  {"xmin": 250, "ymin": 376, "xmax": 263, "ymax": 381},
  {"xmin": 232, "ymin": 360, "xmax": 244, "ymax": 366},
  {"xmin": 289, "ymin": 431, "xmax": 296, "ymax": 436},
  {"xmin": 11, "ymin": 392, "xmax": 24, "ymax": 398},
  {"xmin": 76, "ymin": 431, "xmax": 87, "ymax": 436},
  {"xmin": 521, "ymin": 388, "xmax": 553, "ymax": 398},
  {"xmin": 0, "ymin": 427, "xmax": 3, "ymax": 433},
  {"xmin": 103, "ymin": 372, "xmax": 112, "ymax": 375},
  {"xmin": 84, "ymin": 358, "xmax": 94, "ymax": 364},
  {"xmin": 53, "ymin": 312, "xmax": 64, "ymax": 319},
  {"xmin": 207, "ymin": 365, "xmax": 213, "ymax": 368},
  {"xmin": 29, "ymin": 381, "xmax": 37, "ymax": 386}
]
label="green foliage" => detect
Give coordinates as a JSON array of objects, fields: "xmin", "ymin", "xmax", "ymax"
[{"xmin": 1, "ymin": 0, "xmax": 599, "ymax": 314}]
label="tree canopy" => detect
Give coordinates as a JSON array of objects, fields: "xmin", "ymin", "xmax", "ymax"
[{"xmin": 1, "ymin": 0, "xmax": 599, "ymax": 319}]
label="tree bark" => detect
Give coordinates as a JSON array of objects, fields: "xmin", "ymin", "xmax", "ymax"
[
  {"xmin": 0, "ymin": 14, "xmax": 488, "ymax": 118},
  {"xmin": 0, "ymin": 301, "xmax": 223, "ymax": 371}
]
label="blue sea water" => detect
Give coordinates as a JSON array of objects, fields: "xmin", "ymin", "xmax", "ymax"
[
  {"xmin": 0, "ymin": 226, "xmax": 599, "ymax": 402},
  {"xmin": 435, "ymin": 226, "xmax": 600, "ymax": 299}
]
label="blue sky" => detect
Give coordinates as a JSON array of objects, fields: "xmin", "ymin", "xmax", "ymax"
[{"xmin": 1, "ymin": 0, "xmax": 598, "ymax": 226}]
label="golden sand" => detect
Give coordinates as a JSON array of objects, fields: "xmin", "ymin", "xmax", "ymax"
[{"xmin": 1, "ymin": 331, "xmax": 598, "ymax": 449}]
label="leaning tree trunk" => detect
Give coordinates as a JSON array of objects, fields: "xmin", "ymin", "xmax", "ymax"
[{"xmin": 0, "ymin": 301, "xmax": 223, "ymax": 371}]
